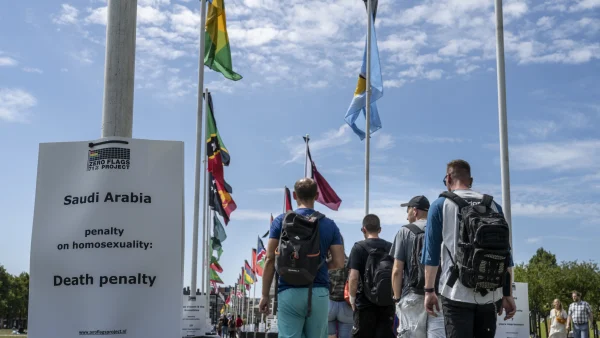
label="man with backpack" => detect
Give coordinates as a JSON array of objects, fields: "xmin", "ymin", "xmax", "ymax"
[
  {"xmin": 421, "ymin": 159, "xmax": 517, "ymax": 338},
  {"xmin": 391, "ymin": 195, "xmax": 445, "ymax": 338},
  {"xmin": 347, "ymin": 214, "xmax": 395, "ymax": 338},
  {"xmin": 258, "ymin": 178, "xmax": 345, "ymax": 338}
]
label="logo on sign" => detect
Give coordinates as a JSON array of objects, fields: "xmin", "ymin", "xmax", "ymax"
[{"xmin": 87, "ymin": 147, "xmax": 131, "ymax": 171}]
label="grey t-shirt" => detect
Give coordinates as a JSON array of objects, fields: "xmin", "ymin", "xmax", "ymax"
[{"xmin": 389, "ymin": 219, "xmax": 426, "ymax": 297}]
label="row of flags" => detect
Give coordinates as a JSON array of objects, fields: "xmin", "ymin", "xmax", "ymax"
[{"xmin": 204, "ymin": 0, "xmax": 384, "ymax": 140}]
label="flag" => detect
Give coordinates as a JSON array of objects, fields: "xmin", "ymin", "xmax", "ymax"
[
  {"xmin": 211, "ymin": 214, "xmax": 227, "ymax": 249},
  {"xmin": 206, "ymin": 92, "xmax": 236, "ymax": 224},
  {"xmin": 210, "ymin": 269, "xmax": 224, "ymax": 284},
  {"xmin": 262, "ymin": 214, "xmax": 273, "ymax": 238},
  {"xmin": 344, "ymin": 8, "xmax": 383, "ymax": 140},
  {"xmin": 225, "ymin": 295, "xmax": 231, "ymax": 305},
  {"xmin": 205, "ymin": 92, "xmax": 231, "ymax": 167},
  {"xmin": 305, "ymin": 139, "xmax": 342, "ymax": 210},
  {"xmin": 252, "ymin": 248, "xmax": 258, "ymax": 276},
  {"xmin": 284, "ymin": 186, "xmax": 293, "ymax": 212},
  {"xmin": 210, "ymin": 256, "xmax": 223, "ymax": 273},
  {"xmin": 209, "ymin": 173, "xmax": 236, "ymax": 225},
  {"xmin": 255, "ymin": 236, "xmax": 266, "ymax": 276},
  {"xmin": 362, "ymin": 0, "xmax": 378, "ymax": 19},
  {"xmin": 204, "ymin": 0, "xmax": 242, "ymax": 81},
  {"xmin": 211, "ymin": 281, "xmax": 218, "ymax": 291},
  {"xmin": 244, "ymin": 260, "xmax": 256, "ymax": 283}
]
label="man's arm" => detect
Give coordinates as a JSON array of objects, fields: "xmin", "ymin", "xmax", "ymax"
[
  {"xmin": 328, "ymin": 244, "xmax": 345, "ymax": 270},
  {"xmin": 392, "ymin": 259, "xmax": 404, "ymax": 300},
  {"xmin": 348, "ymin": 269, "xmax": 360, "ymax": 310},
  {"xmin": 261, "ymin": 238, "xmax": 278, "ymax": 299},
  {"xmin": 422, "ymin": 198, "xmax": 444, "ymax": 289}
]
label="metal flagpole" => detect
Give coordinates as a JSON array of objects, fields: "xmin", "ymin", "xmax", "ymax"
[
  {"xmin": 253, "ymin": 282, "xmax": 257, "ymax": 337},
  {"xmin": 364, "ymin": 0, "xmax": 372, "ymax": 215},
  {"xmin": 101, "ymin": 0, "xmax": 137, "ymax": 138},
  {"xmin": 203, "ymin": 88, "xmax": 210, "ymax": 317},
  {"xmin": 494, "ymin": 0, "xmax": 513, "ymax": 283},
  {"xmin": 190, "ymin": 0, "xmax": 208, "ymax": 303},
  {"xmin": 304, "ymin": 134, "xmax": 310, "ymax": 177}
]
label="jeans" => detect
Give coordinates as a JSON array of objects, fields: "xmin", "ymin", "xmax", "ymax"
[
  {"xmin": 441, "ymin": 296, "xmax": 501, "ymax": 338},
  {"xmin": 277, "ymin": 287, "xmax": 330, "ymax": 338},
  {"xmin": 351, "ymin": 305, "xmax": 396, "ymax": 338},
  {"xmin": 396, "ymin": 292, "xmax": 446, "ymax": 338},
  {"xmin": 573, "ymin": 322, "xmax": 589, "ymax": 338},
  {"xmin": 328, "ymin": 300, "xmax": 353, "ymax": 338},
  {"xmin": 221, "ymin": 326, "xmax": 228, "ymax": 338}
]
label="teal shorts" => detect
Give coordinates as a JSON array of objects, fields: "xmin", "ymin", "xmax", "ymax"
[{"xmin": 277, "ymin": 287, "xmax": 330, "ymax": 338}]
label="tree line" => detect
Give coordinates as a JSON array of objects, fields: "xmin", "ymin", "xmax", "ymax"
[
  {"xmin": 514, "ymin": 247, "xmax": 600, "ymax": 336},
  {"xmin": 0, "ymin": 265, "xmax": 29, "ymax": 329}
]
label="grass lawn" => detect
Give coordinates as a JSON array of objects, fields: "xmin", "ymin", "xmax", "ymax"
[
  {"xmin": 0, "ymin": 329, "xmax": 27, "ymax": 336},
  {"xmin": 536, "ymin": 321, "xmax": 600, "ymax": 338}
]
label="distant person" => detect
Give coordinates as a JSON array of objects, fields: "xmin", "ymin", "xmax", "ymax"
[
  {"xmin": 220, "ymin": 315, "xmax": 228, "ymax": 338},
  {"xmin": 347, "ymin": 214, "xmax": 395, "ymax": 338},
  {"xmin": 421, "ymin": 159, "xmax": 516, "ymax": 338},
  {"xmin": 567, "ymin": 291, "xmax": 593, "ymax": 338},
  {"xmin": 391, "ymin": 195, "xmax": 445, "ymax": 338},
  {"xmin": 259, "ymin": 178, "xmax": 345, "ymax": 338},
  {"xmin": 236, "ymin": 314, "xmax": 243, "ymax": 336},
  {"xmin": 549, "ymin": 299, "xmax": 568, "ymax": 338},
  {"xmin": 327, "ymin": 236, "xmax": 353, "ymax": 338}
]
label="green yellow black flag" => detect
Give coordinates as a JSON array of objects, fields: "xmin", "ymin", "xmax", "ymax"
[{"xmin": 204, "ymin": 0, "xmax": 242, "ymax": 81}]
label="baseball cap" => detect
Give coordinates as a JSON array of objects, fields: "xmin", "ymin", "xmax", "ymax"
[{"xmin": 400, "ymin": 195, "xmax": 430, "ymax": 211}]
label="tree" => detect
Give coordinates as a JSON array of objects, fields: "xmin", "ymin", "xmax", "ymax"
[{"xmin": 0, "ymin": 265, "xmax": 11, "ymax": 319}]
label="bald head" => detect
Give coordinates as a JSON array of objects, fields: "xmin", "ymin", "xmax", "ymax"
[{"xmin": 294, "ymin": 178, "xmax": 318, "ymax": 203}]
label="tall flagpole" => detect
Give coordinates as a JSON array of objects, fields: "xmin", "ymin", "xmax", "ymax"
[
  {"xmin": 364, "ymin": 0, "xmax": 372, "ymax": 215},
  {"xmin": 303, "ymin": 134, "xmax": 310, "ymax": 177},
  {"xmin": 203, "ymin": 89, "xmax": 211, "ymax": 317},
  {"xmin": 101, "ymin": 0, "xmax": 137, "ymax": 138},
  {"xmin": 253, "ymin": 282, "xmax": 257, "ymax": 337},
  {"xmin": 494, "ymin": 0, "xmax": 513, "ymax": 270},
  {"xmin": 190, "ymin": 0, "xmax": 208, "ymax": 303}
]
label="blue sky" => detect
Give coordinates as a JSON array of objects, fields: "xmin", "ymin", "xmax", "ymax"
[{"xmin": 1, "ymin": 0, "xmax": 599, "ymax": 290}]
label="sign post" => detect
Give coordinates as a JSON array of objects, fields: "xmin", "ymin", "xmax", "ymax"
[
  {"xmin": 496, "ymin": 282, "xmax": 530, "ymax": 338},
  {"xmin": 28, "ymin": 137, "xmax": 184, "ymax": 338}
]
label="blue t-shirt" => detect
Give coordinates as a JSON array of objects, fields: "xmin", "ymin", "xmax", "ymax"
[{"xmin": 269, "ymin": 208, "xmax": 342, "ymax": 293}]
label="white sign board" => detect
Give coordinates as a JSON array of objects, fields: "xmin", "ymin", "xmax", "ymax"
[
  {"xmin": 181, "ymin": 295, "xmax": 205, "ymax": 337},
  {"xmin": 28, "ymin": 138, "xmax": 184, "ymax": 338},
  {"xmin": 496, "ymin": 282, "xmax": 530, "ymax": 338}
]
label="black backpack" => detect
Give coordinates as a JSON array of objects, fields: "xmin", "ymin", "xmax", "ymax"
[
  {"xmin": 403, "ymin": 224, "xmax": 441, "ymax": 295},
  {"xmin": 440, "ymin": 192, "xmax": 511, "ymax": 296},
  {"xmin": 357, "ymin": 242, "xmax": 394, "ymax": 306},
  {"xmin": 275, "ymin": 210, "xmax": 325, "ymax": 316}
]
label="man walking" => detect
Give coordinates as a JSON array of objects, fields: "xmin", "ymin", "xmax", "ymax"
[
  {"xmin": 567, "ymin": 291, "xmax": 593, "ymax": 338},
  {"xmin": 391, "ymin": 195, "xmax": 445, "ymax": 338},
  {"xmin": 421, "ymin": 159, "xmax": 516, "ymax": 338},
  {"xmin": 347, "ymin": 214, "xmax": 395, "ymax": 338},
  {"xmin": 259, "ymin": 178, "xmax": 345, "ymax": 338}
]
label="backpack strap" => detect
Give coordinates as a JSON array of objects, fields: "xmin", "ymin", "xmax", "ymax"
[
  {"xmin": 439, "ymin": 191, "xmax": 469, "ymax": 209},
  {"xmin": 403, "ymin": 223, "xmax": 424, "ymax": 235},
  {"xmin": 305, "ymin": 211, "xmax": 325, "ymax": 318},
  {"xmin": 481, "ymin": 194, "xmax": 493, "ymax": 207}
]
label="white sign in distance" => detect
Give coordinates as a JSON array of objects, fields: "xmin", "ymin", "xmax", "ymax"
[
  {"xmin": 28, "ymin": 138, "xmax": 184, "ymax": 338},
  {"xmin": 496, "ymin": 282, "xmax": 530, "ymax": 338},
  {"xmin": 182, "ymin": 295, "xmax": 205, "ymax": 337}
]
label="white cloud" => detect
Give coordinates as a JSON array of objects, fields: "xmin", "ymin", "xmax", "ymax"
[
  {"xmin": 22, "ymin": 67, "xmax": 43, "ymax": 74},
  {"xmin": 0, "ymin": 57, "xmax": 17, "ymax": 67},
  {"xmin": 53, "ymin": 4, "xmax": 79, "ymax": 25},
  {"xmin": 398, "ymin": 135, "xmax": 467, "ymax": 144},
  {"xmin": 527, "ymin": 120, "xmax": 559, "ymax": 138},
  {"xmin": 456, "ymin": 64, "xmax": 479, "ymax": 74},
  {"xmin": 537, "ymin": 16, "xmax": 555, "ymax": 30},
  {"xmin": 71, "ymin": 49, "xmax": 94, "ymax": 64},
  {"xmin": 383, "ymin": 79, "xmax": 406, "ymax": 88},
  {"xmin": 0, "ymin": 88, "xmax": 37, "ymax": 122},
  {"xmin": 306, "ymin": 80, "xmax": 328, "ymax": 89},
  {"xmin": 439, "ymin": 39, "xmax": 482, "ymax": 56},
  {"xmin": 569, "ymin": 0, "xmax": 600, "ymax": 11},
  {"xmin": 138, "ymin": 6, "xmax": 168, "ymax": 25},
  {"xmin": 374, "ymin": 133, "xmax": 395, "ymax": 150},
  {"xmin": 84, "ymin": 6, "xmax": 107, "ymax": 25},
  {"xmin": 511, "ymin": 140, "xmax": 600, "ymax": 171},
  {"xmin": 283, "ymin": 125, "xmax": 352, "ymax": 164}
]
